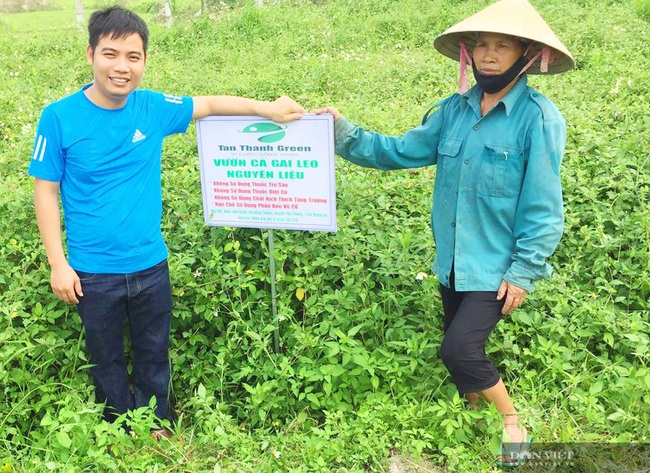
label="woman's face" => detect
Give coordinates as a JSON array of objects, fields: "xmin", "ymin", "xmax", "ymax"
[{"xmin": 472, "ymin": 32, "xmax": 524, "ymax": 75}]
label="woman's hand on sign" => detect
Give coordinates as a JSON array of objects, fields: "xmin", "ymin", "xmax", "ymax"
[{"xmin": 310, "ymin": 106, "xmax": 341, "ymax": 120}]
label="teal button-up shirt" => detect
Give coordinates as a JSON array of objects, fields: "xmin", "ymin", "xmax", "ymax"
[{"xmin": 334, "ymin": 76, "xmax": 565, "ymax": 292}]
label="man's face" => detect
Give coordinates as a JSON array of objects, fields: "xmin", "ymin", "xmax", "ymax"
[
  {"xmin": 472, "ymin": 32, "xmax": 524, "ymax": 75},
  {"xmin": 85, "ymin": 32, "xmax": 146, "ymax": 109}
]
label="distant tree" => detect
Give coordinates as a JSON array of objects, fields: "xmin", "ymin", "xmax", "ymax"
[
  {"xmin": 74, "ymin": 0, "xmax": 84, "ymax": 26},
  {"xmin": 163, "ymin": 0, "xmax": 172, "ymax": 27}
]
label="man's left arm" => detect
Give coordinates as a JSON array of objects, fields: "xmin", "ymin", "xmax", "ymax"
[{"xmin": 192, "ymin": 95, "xmax": 304, "ymax": 122}]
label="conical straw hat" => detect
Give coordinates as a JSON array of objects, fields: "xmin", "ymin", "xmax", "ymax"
[{"xmin": 434, "ymin": 0, "xmax": 574, "ymax": 74}]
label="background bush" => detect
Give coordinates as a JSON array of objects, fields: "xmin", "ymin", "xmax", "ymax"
[{"xmin": 1, "ymin": 0, "xmax": 649, "ymax": 471}]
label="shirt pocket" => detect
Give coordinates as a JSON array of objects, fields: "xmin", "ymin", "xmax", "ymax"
[
  {"xmin": 478, "ymin": 143, "xmax": 525, "ymax": 198},
  {"xmin": 437, "ymin": 137, "xmax": 463, "ymax": 187}
]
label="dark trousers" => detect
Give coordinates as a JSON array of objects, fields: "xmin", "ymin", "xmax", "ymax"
[
  {"xmin": 76, "ymin": 259, "xmax": 173, "ymax": 423},
  {"xmin": 439, "ymin": 271, "xmax": 504, "ymax": 394}
]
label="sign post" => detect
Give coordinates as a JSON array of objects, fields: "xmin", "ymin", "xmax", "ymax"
[
  {"xmin": 196, "ymin": 114, "xmax": 336, "ymax": 352},
  {"xmin": 268, "ymin": 228, "xmax": 279, "ymax": 353}
]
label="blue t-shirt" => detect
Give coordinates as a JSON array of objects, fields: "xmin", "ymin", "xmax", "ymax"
[
  {"xmin": 28, "ymin": 85, "xmax": 194, "ymax": 273},
  {"xmin": 334, "ymin": 76, "xmax": 566, "ymax": 292}
]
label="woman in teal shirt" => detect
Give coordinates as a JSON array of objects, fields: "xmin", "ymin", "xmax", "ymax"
[{"xmin": 314, "ymin": 0, "xmax": 573, "ymax": 466}]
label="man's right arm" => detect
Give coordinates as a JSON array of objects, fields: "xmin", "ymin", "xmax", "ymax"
[
  {"xmin": 192, "ymin": 95, "xmax": 304, "ymax": 122},
  {"xmin": 34, "ymin": 178, "xmax": 83, "ymax": 304}
]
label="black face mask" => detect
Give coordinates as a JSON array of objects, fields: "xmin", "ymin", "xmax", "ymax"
[{"xmin": 472, "ymin": 55, "xmax": 528, "ymax": 94}]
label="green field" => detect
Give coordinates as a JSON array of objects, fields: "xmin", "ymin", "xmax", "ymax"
[{"xmin": 1, "ymin": 0, "xmax": 649, "ymax": 471}]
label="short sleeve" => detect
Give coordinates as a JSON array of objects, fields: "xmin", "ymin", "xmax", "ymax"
[
  {"xmin": 148, "ymin": 91, "xmax": 194, "ymax": 137},
  {"xmin": 27, "ymin": 106, "xmax": 64, "ymax": 182}
]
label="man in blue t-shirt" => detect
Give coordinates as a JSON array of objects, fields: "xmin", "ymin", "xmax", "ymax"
[{"xmin": 28, "ymin": 6, "xmax": 304, "ymax": 437}]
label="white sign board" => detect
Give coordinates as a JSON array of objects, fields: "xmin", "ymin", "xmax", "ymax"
[{"xmin": 196, "ymin": 115, "xmax": 336, "ymax": 232}]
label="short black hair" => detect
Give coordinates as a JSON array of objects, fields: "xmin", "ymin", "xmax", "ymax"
[{"xmin": 88, "ymin": 6, "xmax": 149, "ymax": 53}]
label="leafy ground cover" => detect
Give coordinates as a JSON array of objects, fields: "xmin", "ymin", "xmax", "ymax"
[{"xmin": 1, "ymin": 0, "xmax": 649, "ymax": 471}]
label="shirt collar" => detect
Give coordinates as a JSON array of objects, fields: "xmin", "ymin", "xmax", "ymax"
[{"xmin": 462, "ymin": 75, "xmax": 528, "ymax": 117}]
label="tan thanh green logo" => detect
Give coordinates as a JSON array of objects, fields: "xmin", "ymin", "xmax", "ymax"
[{"xmin": 241, "ymin": 122, "xmax": 287, "ymax": 143}]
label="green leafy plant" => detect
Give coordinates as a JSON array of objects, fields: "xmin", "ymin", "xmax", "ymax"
[{"xmin": 1, "ymin": 0, "xmax": 649, "ymax": 471}]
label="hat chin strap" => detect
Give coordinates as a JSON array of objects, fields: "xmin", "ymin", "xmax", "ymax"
[
  {"xmin": 458, "ymin": 41, "xmax": 473, "ymax": 94},
  {"xmin": 456, "ymin": 41, "xmax": 554, "ymax": 95},
  {"xmin": 521, "ymin": 46, "xmax": 554, "ymax": 74}
]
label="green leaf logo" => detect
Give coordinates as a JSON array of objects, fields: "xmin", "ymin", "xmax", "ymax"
[{"xmin": 241, "ymin": 122, "xmax": 287, "ymax": 143}]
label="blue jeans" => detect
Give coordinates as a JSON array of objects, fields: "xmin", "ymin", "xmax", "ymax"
[{"xmin": 76, "ymin": 259, "xmax": 172, "ymax": 423}]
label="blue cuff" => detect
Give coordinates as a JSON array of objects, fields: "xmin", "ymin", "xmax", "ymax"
[
  {"xmin": 334, "ymin": 115, "xmax": 358, "ymax": 144},
  {"xmin": 503, "ymin": 262, "xmax": 539, "ymax": 293}
]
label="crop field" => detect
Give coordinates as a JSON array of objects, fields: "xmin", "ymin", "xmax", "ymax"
[{"xmin": 1, "ymin": 0, "xmax": 649, "ymax": 471}]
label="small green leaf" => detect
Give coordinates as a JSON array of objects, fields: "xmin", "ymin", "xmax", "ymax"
[
  {"xmin": 589, "ymin": 380, "xmax": 604, "ymax": 395},
  {"xmin": 306, "ymin": 393, "xmax": 321, "ymax": 406},
  {"xmin": 56, "ymin": 431, "xmax": 72, "ymax": 449}
]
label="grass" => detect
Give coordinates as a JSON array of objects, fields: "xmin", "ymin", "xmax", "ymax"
[
  {"xmin": 1, "ymin": 0, "xmax": 649, "ymax": 471},
  {"xmin": 1, "ymin": 10, "xmax": 82, "ymax": 32}
]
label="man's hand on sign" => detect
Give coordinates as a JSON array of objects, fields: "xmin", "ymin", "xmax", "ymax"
[{"xmin": 261, "ymin": 96, "xmax": 306, "ymax": 123}]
